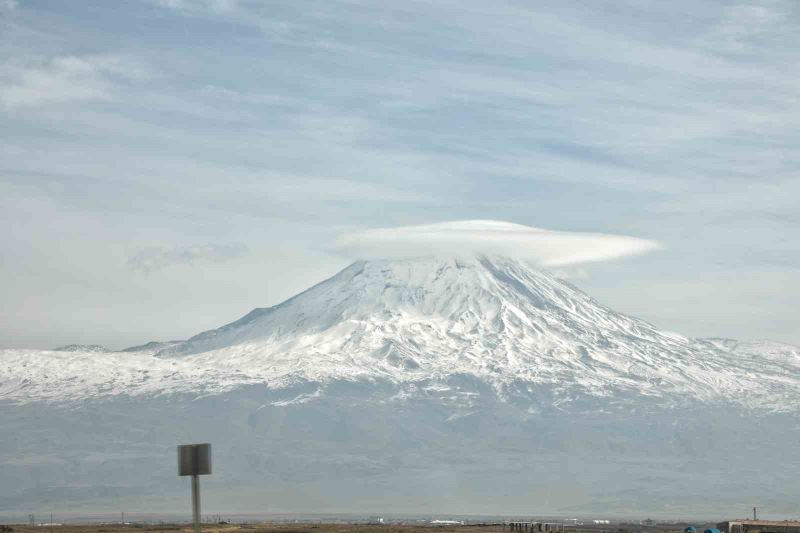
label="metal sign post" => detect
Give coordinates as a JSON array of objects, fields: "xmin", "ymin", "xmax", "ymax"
[{"xmin": 178, "ymin": 443, "xmax": 211, "ymax": 533}]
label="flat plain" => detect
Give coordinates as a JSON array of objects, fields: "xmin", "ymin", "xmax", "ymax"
[{"xmin": 0, "ymin": 523, "xmax": 697, "ymax": 533}]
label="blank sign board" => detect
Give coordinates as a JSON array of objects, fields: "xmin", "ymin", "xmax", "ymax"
[{"xmin": 178, "ymin": 443, "xmax": 211, "ymax": 476}]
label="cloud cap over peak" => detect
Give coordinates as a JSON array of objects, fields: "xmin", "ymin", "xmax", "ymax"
[{"xmin": 331, "ymin": 220, "xmax": 660, "ymax": 266}]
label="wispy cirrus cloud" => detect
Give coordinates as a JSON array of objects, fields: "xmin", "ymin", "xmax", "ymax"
[
  {"xmin": 127, "ymin": 243, "xmax": 249, "ymax": 273},
  {"xmin": 153, "ymin": 0, "xmax": 239, "ymax": 13},
  {"xmin": 0, "ymin": 55, "xmax": 149, "ymax": 109}
]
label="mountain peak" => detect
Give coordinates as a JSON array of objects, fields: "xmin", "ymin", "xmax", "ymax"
[
  {"xmin": 152, "ymin": 254, "xmax": 683, "ymax": 394},
  {"xmin": 161, "ymin": 254, "xmax": 592, "ymax": 357}
]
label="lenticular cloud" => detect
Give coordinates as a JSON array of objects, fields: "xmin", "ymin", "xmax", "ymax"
[{"xmin": 331, "ymin": 220, "xmax": 660, "ymax": 266}]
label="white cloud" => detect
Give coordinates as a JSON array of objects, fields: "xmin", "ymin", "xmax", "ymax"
[
  {"xmin": 127, "ymin": 243, "xmax": 249, "ymax": 273},
  {"xmin": 154, "ymin": 0, "xmax": 239, "ymax": 13},
  {"xmin": 702, "ymin": 1, "xmax": 785, "ymax": 54},
  {"xmin": 331, "ymin": 220, "xmax": 660, "ymax": 266},
  {"xmin": 0, "ymin": 55, "xmax": 149, "ymax": 110},
  {"xmin": 0, "ymin": 0, "xmax": 18, "ymax": 10}
]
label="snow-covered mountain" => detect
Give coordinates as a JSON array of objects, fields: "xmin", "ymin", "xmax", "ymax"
[
  {"xmin": 3, "ymin": 256, "xmax": 799, "ymax": 409},
  {"xmin": 2, "ymin": 255, "xmax": 800, "ymax": 517}
]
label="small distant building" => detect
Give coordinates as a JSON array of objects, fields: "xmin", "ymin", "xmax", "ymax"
[
  {"xmin": 506, "ymin": 521, "xmax": 563, "ymax": 532},
  {"xmin": 718, "ymin": 521, "xmax": 800, "ymax": 533}
]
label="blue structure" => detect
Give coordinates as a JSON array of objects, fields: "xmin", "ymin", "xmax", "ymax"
[
  {"xmin": 705, "ymin": 528, "xmax": 721, "ymax": 533},
  {"xmin": 685, "ymin": 527, "xmax": 697, "ymax": 533}
]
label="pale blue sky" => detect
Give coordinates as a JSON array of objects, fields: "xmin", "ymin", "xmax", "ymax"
[{"xmin": 1, "ymin": 0, "xmax": 798, "ymax": 348}]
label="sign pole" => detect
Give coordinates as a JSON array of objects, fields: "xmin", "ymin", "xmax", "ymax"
[
  {"xmin": 178, "ymin": 443, "xmax": 211, "ymax": 533},
  {"xmin": 191, "ymin": 474, "xmax": 201, "ymax": 533}
]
